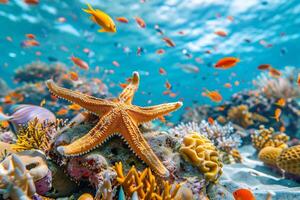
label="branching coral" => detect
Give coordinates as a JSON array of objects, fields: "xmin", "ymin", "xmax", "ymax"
[
  {"xmin": 254, "ymin": 66, "xmax": 300, "ymax": 99},
  {"xmin": 0, "ymin": 154, "xmax": 36, "ymax": 200},
  {"xmin": 12, "ymin": 118, "xmax": 52, "ymax": 153},
  {"xmin": 179, "ymin": 133, "xmax": 223, "ymax": 182},
  {"xmin": 227, "ymin": 105, "xmax": 254, "ymax": 128},
  {"xmin": 168, "ymin": 121, "xmax": 241, "ymax": 154},
  {"xmin": 114, "ymin": 162, "xmax": 181, "ymax": 200},
  {"xmin": 251, "ymin": 125, "xmax": 289, "ymax": 151}
]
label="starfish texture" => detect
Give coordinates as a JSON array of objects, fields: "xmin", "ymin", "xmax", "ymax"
[{"xmin": 46, "ymin": 72, "xmax": 182, "ymax": 177}]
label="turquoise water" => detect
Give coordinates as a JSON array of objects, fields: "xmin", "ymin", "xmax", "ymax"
[{"xmin": 0, "ymin": 0, "xmax": 299, "ymax": 120}]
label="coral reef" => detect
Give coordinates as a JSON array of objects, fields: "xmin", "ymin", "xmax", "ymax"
[
  {"xmin": 254, "ymin": 66, "xmax": 300, "ymax": 99},
  {"xmin": 179, "ymin": 133, "xmax": 223, "ymax": 182},
  {"xmin": 12, "ymin": 118, "xmax": 53, "ymax": 153},
  {"xmin": 115, "ymin": 162, "xmax": 181, "ymax": 199},
  {"xmin": 0, "ymin": 154, "xmax": 36, "ymax": 200},
  {"xmin": 251, "ymin": 125, "xmax": 289, "ymax": 151},
  {"xmin": 14, "ymin": 62, "xmax": 67, "ymax": 84},
  {"xmin": 277, "ymin": 145, "xmax": 300, "ymax": 176},
  {"xmin": 258, "ymin": 146, "xmax": 283, "ymax": 166},
  {"xmin": 227, "ymin": 105, "xmax": 254, "ymax": 128}
]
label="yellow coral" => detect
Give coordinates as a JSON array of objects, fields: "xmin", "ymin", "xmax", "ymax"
[
  {"xmin": 251, "ymin": 125, "xmax": 289, "ymax": 151},
  {"xmin": 115, "ymin": 162, "xmax": 181, "ymax": 200},
  {"xmin": 227, "ymin": 105, "xmax": 253, "ymax": 128},
  {"xmin": 258, "ymin": 146, "xmax": 283, "ymax": 166},
  {"xmin": 12, "ymin": 118, "xmax": 50, "ymax": 152},
  {"xmin": 179, "ymin": 133, "xmax": 222, "ymax": 182},
  {"xmin": 277, "ymin": 145, "xmax": 300, "ymax": 176},
  {"xmin": 230, "ymin": 148, "xmax": 242, "ymax": 163}
]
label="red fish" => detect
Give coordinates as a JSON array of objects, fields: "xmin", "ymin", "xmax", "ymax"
[
  {"xmin": 116, "ymin": 17, "xmax": 129, "ymax": 23},
  {"xmin": 257, "ymin": 64, "xmax": 271, "ymax": 70},
  {"xmin": 69, "ymin": 71, "xmax": 79, "ymax": 81},
  {"xmin": 135, "ymin": 17, "xmax": 146, "ymax": 28},
  {"xmin": 215, "ymin": 30, "xmax": 227, "ymax": 37},
  {"xmin": 165, "ymin": 80, "xmax": 172, "ymax": 90},
  {"xmin": 233, "ymin": 188, "xmax": 255, "ymax": 200},
  {"xmin": 156, "ymin": 49, "xmax": 165, "ymax": 55},
  {"xmin": 159, "ymin": 68, "xmax": 167, "ymax": 75},
  {"xmin": 71, "ymin": 56, "xmax": 89, "ymax": 70},
  {"xmin": 297, "ymin": 73, "xmax": 300, "ymax": 86},
  {"xmin": 26, "ymin": 33, "xmax": 36, "ymax": 39},
  {"xmin": 24, "ymin": 0, "xmax": 39, "ymax": 5},
  {"xmin": 162, "ymin": 37, "xmax": 176, "ymax": 47},
  {"xmin": 215, "ymin": 57, "xmax": 240, "ymax": 69},
  {"xmin": 208, "ymin": 117, "xmax": 214, "ymax": 125},
  {"xmin": 269, "ymin": 68, "xmax": 281, "ymax": 78},
  {"xmin": 22, "ymin": 39, "xmax": 39, "ymax": 47}
]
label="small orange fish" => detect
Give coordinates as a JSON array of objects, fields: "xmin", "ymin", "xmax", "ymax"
[
  {"xmin": 215, "ymin": 57, "xmax": 240, "ymax": 69},
  {"xmin": 159, "ymin": 68, "xmax": 167, "ymax": 75},
  {"xmin": 269, "ymin": 68, "xmax": 281, "ymax": 78},
  {"xmin": 119, "ymin": 83, "xmax": 128, "ymax": 89},
  {"xmin": 135, "ymin": 17, "xmax": 146, "ymax": 28},
  {"xmin": 272, "ymin": 108, "xmax": 282, "ymax": 122},
  {"xmin": 214, "ymin": 30, "xmax": 227, "ymax": 37},
  {"xmin": 234, "ymin": 81, "xmax": 240, "ymax": 86},
  {"xmin": 169, "ymin": 92, "xmax": 177, "ymax": 98},
  {"xmin": 156, "ymin": 49, "xmax": 165, "ymax": 55},
  {"xmin": 257, "ymin": 64, "xmax": 271, "ymax": 70},
  {"xmin": 24, "ymin": 0, "xmax": 39, "ymax": 5},
  {"xmin": 275, "ymin": 98, "xmax": 286, "ymax": 107},
  {"xmin": 279, "ymin": 125, "xmax": 286, "ymax": 133},
  {"xmin": 224, "ymin": 83, "xmax": 232, "ymax": 88},
  {"xmin": 22, "ymin": 39, "xmax": 39, "ymax": 47},
  {"xmin": 69, "ymin": 71, "xmax": 79, "ymax": 81},
  {"xmin": 297, "ymin": 73, "xmax": 300, "ymax": 86},
  {"xmin": 208, "ymin": 117, "xmax": 214, "ymax": 125},
  {"xmin": 56, "ymin": 108, "xmax": 68, "ymax": 115},
  {"xmin": 165, "ymin": 80, "xmax": 172, "ymax": 90},
  {"xmin": 69, "ymin": 104, "xmax": 81, "ymax": 111},
  {"xmin": 227, "ymin": 16, "xmax": 234, "ymax": 22},
  {"xmin": 162, "ymin": 37, "xmax": 176, "ymax": 47},
  {"xmin": 233, "ymin": 188, "xmax": 255, "ymax": 200},
  {"xmin": 26, "ymin": 33, "xmax": 36, "ymax": 39},
  {"xmin": 203, "ymin": 90, "xmax": 223, "ymax": 103},
  {"xmin": 71, "ymin": 56, "xmax": 89, "ymax": 70},
  {"xmin": 116, "ymin": 17, "xmax": 129, "ymax": 23}
]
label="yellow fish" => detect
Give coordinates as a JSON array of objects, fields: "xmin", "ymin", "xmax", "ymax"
[{"xmin": 83, "ymin": 3, "xmax": 116, "ymax": 33}]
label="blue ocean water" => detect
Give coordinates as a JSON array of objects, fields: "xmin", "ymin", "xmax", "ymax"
[{"xmin": 0, "ymin": 0, "xmax": 299, "ymax": 120}]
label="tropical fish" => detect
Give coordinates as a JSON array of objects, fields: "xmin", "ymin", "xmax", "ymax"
[
  {"xmin": 24, "ymin": 0, "xmax": 39, "ymax": 5},
  {"xmin": 0, "ymin": 0, "xmax": 8, "ymax": 4},
  {"xmin": 56, "ymin": 108, "xmax": 68, "ymax": 116},
  {"xmin": 227, "ymin": 16, "xmax": 234, "ymax": 21},
  {"xmin": 297, "ymin": 73, "xmax": 300, "ymax": 86},
  {"xmin": 21, "ymin": 39, "xmax": 39, "ymax": 47},
  {"xmin": 165, "ymin": 80, "xmax": 172, "ymax": 90},
  {"xmin": 69, "ymin": 104, "xmax": 81, "ymax": 111},
  {"xmin": 71, "ymin": 56, "xmax": 89, "ymax": 70},
  {"xmin": 272, "ymin": 108, "xmax": 282, "ymax": 122},
  {"xmin": 275, "ymin": 98, "xmax": 286, "ymax": 107},
  {"xmin": 257, "ymin": 64, "xmax": 271, "ymax": 70},
  {"xmin": 69, "ymin": 71, "xmax": 79, "ymax": 81},
  {"xmin": 135, "ymin": 17, "xmax": 146, "ymax": 28},
  {"xmin": 215, "ymin": 30, "xmax": 227, "ymax": 37},
  {"xmin": 156, "ymin": 49, "xmax": 165, "ymax": 54},
  {"xmin": 26, "ymin": 33, "xmax": 36, "ymax": 39},
  {"xmin": 215, "ymin": 57, "xmax": 240, "ymax": 69},
  {"xmin": 224, "ymin": 83, "xmax": 232, "ymax": 88},
  {"xmin": 154, "ymin": 24, "xmax": 164, "ymax": 35},
  {"xmin": 112, "ymin": 61, "xmax": 120, "ymax": 67},
  {"xmin": 203, "ymin": 90, "xmax": 223, "ymax": 103},
  {"xmin": 162, "ymin": 37, "xmax": 176, "ymax": 47},
  {"xmin": 233, "ymin": 188, "xmax": 255, "ymax": 200},
  {"xmin": 177, "ymin": 64, "xmax": 199, "ymax": 73},
  {"xmin": 208, "ymin": 117, "xmax": 214, "ymax": 125},
  {"xmin": 159, "ymin": 68, "xmax": 167, "ymax": 75},
  {"xmin": 83, "ymin": 3, "xmax": 116, "ymax": 33},
  {"xmin": 40, "ymin": 99, "xmax": 46, "ymax": 107},
  {"xmin": 116, "ymin": 17, "xmax": 129, "ymax": 23},
  {"xmin": 269, "ymin": 68, "xmax": 281, "ymax": 78}
]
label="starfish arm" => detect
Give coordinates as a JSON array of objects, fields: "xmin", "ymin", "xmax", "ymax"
[
  {"xmin": 119, "ymin": 112, "xmax": 169, "ymax": 177},
  {"xmin": 57, "ymin": 111, "xmax": 117, "ymax": 156},
  {"xmin": 46, "ymin": 80, "xmax": 114, "ymax": 115},
  {"xmin": 128, "ymin": 102, "xmax": 183, "ymax": 123},
  {"xmin": 118, "ymin": 71, "xmax": 139, "ymax": 104}
]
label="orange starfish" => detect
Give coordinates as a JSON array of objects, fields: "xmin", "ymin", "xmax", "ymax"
[{"xmin": 46, "ymin": 72, "xmax": 182, "ymax": 177}]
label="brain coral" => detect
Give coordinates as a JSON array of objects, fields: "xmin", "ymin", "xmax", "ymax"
[
  {"xmin": 179, "ymin": 133, "xmax": 223, "ymax": 182},
  {"xmin": 277, "ymin": 145, "xmax": 300, "ymax": 176},
  {"xmin": 258, "ymin": 146, "xmax": 283, "ymax": 166}
]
